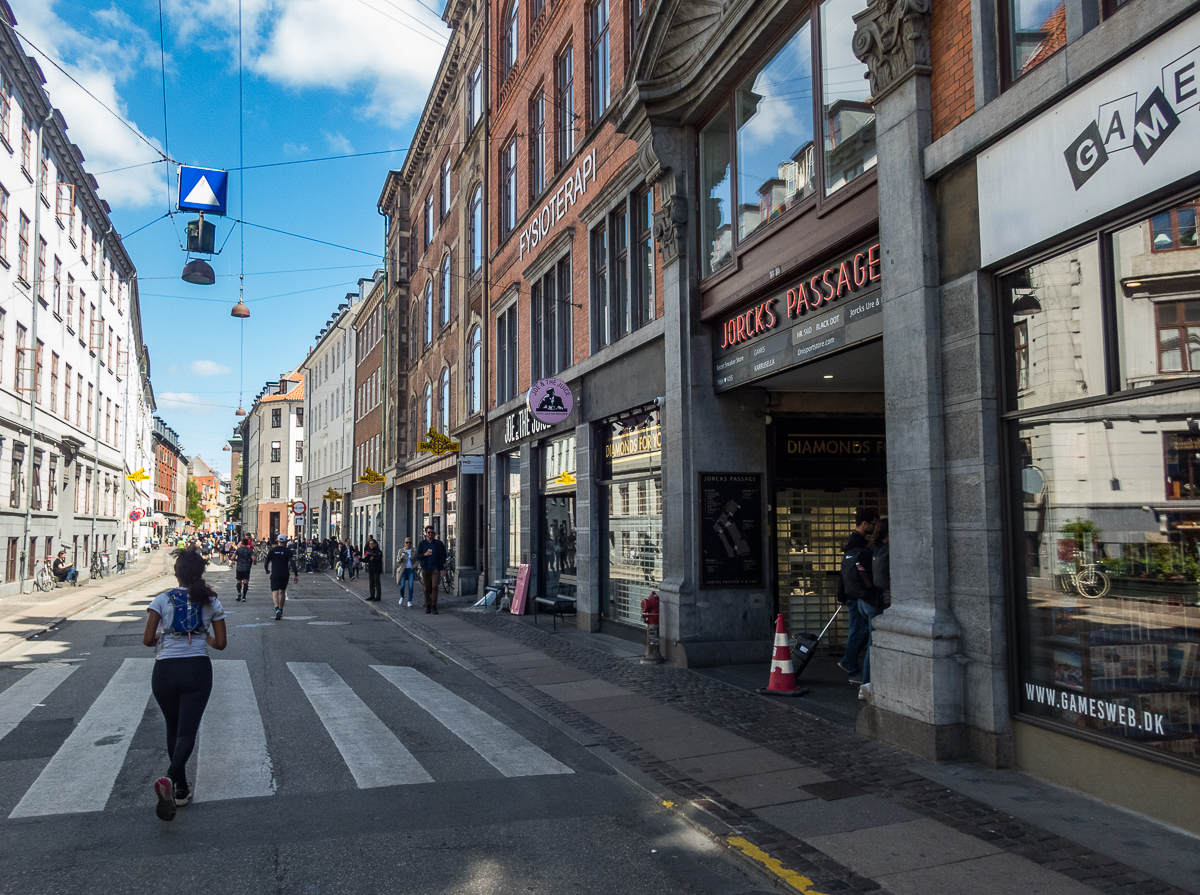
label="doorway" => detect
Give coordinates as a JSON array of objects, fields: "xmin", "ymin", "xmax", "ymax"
[{"xmin": 269, "ymin": 512, "xmax": 280, "ymax": 539}]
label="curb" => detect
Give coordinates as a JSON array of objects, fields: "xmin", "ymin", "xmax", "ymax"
[{"xmin": 327, "ymin": 575, "xmax": 826, "ymax": 895}]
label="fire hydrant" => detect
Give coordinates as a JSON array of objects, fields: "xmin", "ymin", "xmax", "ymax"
[{"xmin": 641, "ymin": 592, "xmax": 665, "ymax": 664}]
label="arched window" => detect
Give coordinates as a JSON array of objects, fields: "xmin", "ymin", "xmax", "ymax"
[
  {"xmin": 423, "ymin": 382, "xmax": 433, "ymax": 435},
  {"xmin": 440, "ymin": 368, "xmax": 451, "ymax": 433},
  {"xmin": 424, "ymin": 281, "xmax": 434, "ymax": 344},
  {"xmin": 470, "ymin": 186, "xmax": 483, "ymax": 274},
  {"xmin": 409, "ymin": 396, "xmax": 418, "ymax": 452},
  {"xmin": 468, "ymin": 326, "xmax": 482, "ymax": 415},
  {"xmin": 410, "ymin": 307, "xmax": 419, "ymax": 359},
  {"xmin": 440, "ymin": 253, "xmax": 451, "ymax": 327},
  {"xmin": 503, "ymin": 0, "xmax": 519, "ymax": 71}
]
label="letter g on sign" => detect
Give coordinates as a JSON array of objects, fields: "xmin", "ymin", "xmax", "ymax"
[{"xmin": 1064, "ymin": 120, "xmax": 1109, "ymax": 190}]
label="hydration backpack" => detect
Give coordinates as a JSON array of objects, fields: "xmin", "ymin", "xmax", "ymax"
[{"xmin": 168, "ymin": 588, "xmax": 206, "ymax": 637}]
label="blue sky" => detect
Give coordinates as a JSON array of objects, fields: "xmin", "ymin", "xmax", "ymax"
[{"xmin": 14, "ymin": 0, "xmax": 449, "ymax": 475}]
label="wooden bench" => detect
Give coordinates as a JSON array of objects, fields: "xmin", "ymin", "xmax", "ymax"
[{"xmin": 534, "ymin": 574, "xmax": 577, "ymax": 629}]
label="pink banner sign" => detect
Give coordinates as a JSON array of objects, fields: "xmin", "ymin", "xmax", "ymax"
[
  {"xmin": 527, "ymin": 378, "xmax": 573, "ymax": 425},
  {"xmin": 510, "ymin": 564, "xmax": 532, "ymax": 616}
]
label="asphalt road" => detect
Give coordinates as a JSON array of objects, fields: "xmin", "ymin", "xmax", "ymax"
[{"xmin": 0, "ymin": 563, "xmax": 770, "ymax": 895}]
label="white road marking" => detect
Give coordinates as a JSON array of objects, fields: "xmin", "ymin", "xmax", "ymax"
[
  {"xmin": 372, "ymin": 665, "xmax": 573, "ymax": 778},
  {"xmin": 195, "ymin": 660, "xmax": 275, "ymax": 802},
  {"xmin": 288, "ymin": 662, "xmax": 433, "ymax": 788},
  {"xmin": 10, "ymin": 658, "xmax": 154, "ymax": 818},
  {"xmin": 0, "ymin": 664, "xmax": 78, "ymax": 743}
]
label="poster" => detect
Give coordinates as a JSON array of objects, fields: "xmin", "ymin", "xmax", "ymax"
[
  {"xmin": 510, "ymin": 563, "xmax": 531, "ymax": 615},
  {"xmin": 698, "ymin": 473, "xmax": 764, "ymax": 588}
]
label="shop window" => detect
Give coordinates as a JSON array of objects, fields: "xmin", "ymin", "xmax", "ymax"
[
  {"xmin": 468, "ymin": 326, "xmax": 482, "ymax": 415},
  {"xmin": 497, "ymin": 303, "xmax": 519, "ymax": 403},
  {"xmin": 531, "ymin": 256, "xmax": 573, "ymax": 380},
  {"xmin": 469, "ymin": 185, "xmax": 483, "ymax": 274},
  {"xmin": 501, "ymin": 138, "xmax": 518, "ymax": 238},
  {"xmin": 588, "ymin": 0, "xmax": 610, "ymax": 123},
  {"xmin": 440, "ymin": 253, "xmax": 452, "ymax": 328},
  {"xmin": 699, "ymin": 2, "xmax": 873, "ymax": 277},
  {"xmin": 556, "ymin": 45, "xmax": 576, "ymax": 166},
  {"xmin": 530, "ymin": 90, "xmax": 546, "ymax": 197},
  {"xmin": 1164, "ymin": 432, "xmax": 1200, "ymax": 501},
  {"xmin": 502, "ymin": 453, "xmax": 522, "ymax": 572},
  {"xmin": 1003, "ymin": 0, "xmax": 1067, "ymax": 84}
]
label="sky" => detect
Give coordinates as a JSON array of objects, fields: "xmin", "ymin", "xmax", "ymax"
[{"xmin": 12, "ymin": 0, "xmax": 451, "ymax": 477}]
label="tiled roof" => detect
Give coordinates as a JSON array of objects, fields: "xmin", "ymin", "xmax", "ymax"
[{"xmin": 261, "ymin": 379, "xmax": 304, "ymax": 402}]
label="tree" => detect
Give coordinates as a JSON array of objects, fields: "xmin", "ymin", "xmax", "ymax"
[
  {"xmin": 186, "ymin": 476, "xmax": 204, "ymax": 528},
  {"xmin": 227, "ymin": 472, "xmax": 243, "ymax": 523}
]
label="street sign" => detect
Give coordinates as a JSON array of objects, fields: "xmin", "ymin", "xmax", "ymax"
[
  {"xmin": 459, "ymin": 454, "xmax": 484, "ymax": 474},
  {"xmin": 292, "ymin": 500, "xmax": 307, "ymax": 515},
  {"xmin": 178, "ymin": 165, "xmax": 229, "ymax": 215},
  {"xmin": 528, "ymin": 378, "xmax": 573, "ymax": 424},
  {"xmin": 358, "ymin": 467, "xmax": 386, "ymax": 485}
]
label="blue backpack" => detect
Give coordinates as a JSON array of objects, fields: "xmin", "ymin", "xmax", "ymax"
[{"xmin": 167, "ymin": 588, "xmax": 206, "ymax": 638}]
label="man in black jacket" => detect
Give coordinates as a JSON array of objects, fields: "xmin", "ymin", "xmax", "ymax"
[
  {"xmin": 363, "ymin": 537, "xmax": 384, "ymax": 601},
  {"xmin": 414, "ymin": 526, "xmax": 447, "ymax": 614},
  {"xmin": 234, "ymin": 537, "xmax": 255, "ymax": 602},
  {"xmin": 837, "ymin": 508, "xmax": 879, "ymax": 684}
]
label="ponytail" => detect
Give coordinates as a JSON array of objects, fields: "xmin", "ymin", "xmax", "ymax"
[{"xmin": 173, "ymin": 546, "xmax": 217, "ymax": 608}]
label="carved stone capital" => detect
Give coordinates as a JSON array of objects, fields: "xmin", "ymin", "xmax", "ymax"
[
  {"xmin": 652, "ymin": 192, "xmax": 686, "ymax": 265},
  {"xmin": 852, "ymin": 0, "xmax": 932, "ymax": 103},
  {"xmin": 636, "ymin": 124, "xmax": 689, "ymax": 266}
]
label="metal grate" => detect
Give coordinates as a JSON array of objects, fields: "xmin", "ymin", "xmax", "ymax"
[
  {"xmin": 775, "ymin": 488, "xmax": 886, "ymax": 650},
  {"xmin": 604, "ymin": 478, "xmax": 662, "ymax": 627}
]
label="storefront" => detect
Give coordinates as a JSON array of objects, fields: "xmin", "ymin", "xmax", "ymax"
[{"xmin": 975, "ymin": 13, "xmax": 1200, "ymax": 803}]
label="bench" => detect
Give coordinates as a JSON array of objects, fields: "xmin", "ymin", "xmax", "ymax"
[{"xmin": 534, "ymin": 574, "xmax": 577, "ymax": 629}]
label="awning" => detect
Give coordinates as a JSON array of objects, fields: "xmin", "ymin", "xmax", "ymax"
[{"xmin": 394, "ymin": 454, "xmax": 457, "ymax": 486}]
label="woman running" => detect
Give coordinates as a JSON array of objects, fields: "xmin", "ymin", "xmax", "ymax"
[{"xmin": 142, "ymin": 547, "xmax": 226, "ymax": 821}]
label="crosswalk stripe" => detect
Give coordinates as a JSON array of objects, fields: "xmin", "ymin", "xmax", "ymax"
[
  {"xmin": 195, "ymin": 660, "xmax": 275, "ymax": 803},
  {"xmin": 0, "ymin": 664, "xmax": 79, "ymax": 744},
  {"xmin": 287, "ymin": 662, "xmax": 433, "ymax": 789},
  {"xmin": 372, "ymin": 665, "xmax": 573, "ymax": 778},
  {"xmin": 10, "ymin": 658, "xmax": 154, "ymax": 818}
]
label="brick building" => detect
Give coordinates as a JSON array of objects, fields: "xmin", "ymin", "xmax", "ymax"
[
  {"xmin": 349, "ymin": 274, "xmax": 385, "ymax": 548},
  {"xmin": 152, "ymin": 416, "xmax": 185, "ymax": 534}
]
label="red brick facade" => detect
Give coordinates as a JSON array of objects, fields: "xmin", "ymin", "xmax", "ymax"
[{"xmin": 930, "ymin": 0, "xmax": 975, "ymax": 141}]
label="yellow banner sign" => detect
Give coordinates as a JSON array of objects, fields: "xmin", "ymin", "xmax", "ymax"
[
  {"xmin": 418, "ymin": 428, "xmax": 461, "ymax": 456},
  {"xmin": 126, "ymin": 468, "xmax": 150, "ymax": 482},
  {"xmin": 553, "ymin": 471, "xmax": 577, "ymax": 486},
  {"xmin": 358, "ymin": 467, "xmax": 386, "ymax": 485},
  {"xmin": 323, "ymin": 487, "xmax": 343, "ymax": 501}
]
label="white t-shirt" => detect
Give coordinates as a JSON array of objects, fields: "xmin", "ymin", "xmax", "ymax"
[{"xmin": 148, "ymin": 589, "xmax": 226, "ymax": 660}]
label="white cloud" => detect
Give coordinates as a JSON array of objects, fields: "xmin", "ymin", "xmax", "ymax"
[
  {"xmin": 323, "ymin": 131, "xmax": 353, "ymax": 154},
  {"xmin": 157, "ymin": 392, "xmax": 228, "ymax": 414},
  {"xmin": 18, "ymin": 1, "xmax": 169, "ymax": 209},
  {"xmin": 282, "ymin": 141, "xmax": 309, "ymax": 156},
  {"xmin": 164, "ymin": 0, "xmax": 448, "ymax": 126},
  {"xmin": 190, "ymin": 359, "xmax": 232, "ymax": 377}
]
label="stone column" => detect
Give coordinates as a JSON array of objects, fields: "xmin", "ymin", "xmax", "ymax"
[
  {"xmin": 575, "ymin": 421, "xmax": 601, "ymax": 631},
  {"xmin": 852, "ymin": 0, "xmax": 967, "ymax": 758}
]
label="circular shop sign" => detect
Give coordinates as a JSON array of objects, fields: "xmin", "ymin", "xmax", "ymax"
[
  {"xmin": 292, "ymin": 500, "xmax": 307, "ymax": 515},
  {"xmin": 527, "ymin": 377, "xmax": 573, "ymax": 425}
]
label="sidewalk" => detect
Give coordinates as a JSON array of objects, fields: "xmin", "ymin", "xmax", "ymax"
[
  {"xmin": 331, "ymin": 571, "xmax": 1200, "ymax": 895},
  {"xmin": 0, "ymin": 549, "xmax": 173, "ymax": 656}
]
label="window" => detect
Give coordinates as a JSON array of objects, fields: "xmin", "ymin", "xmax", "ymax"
[
  {"xmin": 1149, "ymin": 202, "xmax": 1199, "ymax": 252},
  {"xmin": 270, "ymin": 476, "xmax": 281, "ymax": 499},
  {"xmin": 31, "ymin": 452, "xmax": 40, "ymax": 510},
  {"xmin": 36, "ymin": 238, "xmax": 46, "ymax": 300},
  {"xmin": 0, "ymin": 73, "xmax": 8, "ymax": 145},
  {"xmin": 440, "ymin": 253, "xmax": 451, "ymax": 327},
  {"xmin": 296, "ymin": 406, "xmax": 304, "ymax": 427},
  {"xmin": 441, "ymin": 157, "xmax": 451, "ymax": 219},
  {"xmin": 629, "ymin": 0, "xmax": 643, "ymax": 55},
  {"xmin": 105, "ymin": 398, "xmax": 111, "ymax": 443},
  {"xmin": 1153, "ymin": 302, "xmax": 1200, "ymax": 374},
  {"xmin": 821, "ymin": 0, "xmax": 876, "ymax": 194},
  {"xmin": 556, "ymin": 46, "xmax": 576, "ymax": 165},
  {"xmin": 50, "ymin": 353, "xmax": 58, "ymax": 412},
  {"xmin": 425, "ymin": 191, "xmax": 435, "ymax": 246},
  {"xmin": 468, "ymin": 326, "xmax": 482, "ymax": 415},
  {"xmin": 64, "ymin": 364, "xmax": 71, "ymax": 420},
  {"xmin": 440, "ymin": 368, "xmax": 451, "ymax": 433},
  {"xmin": 34, "ymin": 340, "xmax": 42, "ymax": 403},
  {"xmin": 424, "ymin": 280, "xmax": 434, "ymax": 344},
  {"xmin": 497, "ymin": 303, "xmax": 519, "ymax": 403},
  {"xmin": 296, "ymin": 441, "xmax": 304, "ymax": 461},
  {"xmin": 66, "ymin": 275, "xmax": 75, "ymax": 328},
  {"xmin": 52, "ymin": 257, "xmax": 61, "ymax": 315},
  {"xmin": 0, "ymin": 184, "xmax": 7, "ymax": 261},
  {"xmin": 17, "ymin": 212, "xmax": 28, "ymax": 282},
  {"xmin": 470, "ymin": 186, "xmax": 483, "ymax": 274},
  {"xmin": 47, "ymin": 455, "xmax": 56, "ymax": 512},
  {"xmin": 503, "ymin": 0, "xmax": 520, "ymax": 73},
  {"xmin": 501, "ymin": 137, "xmax": 518, "ymax": 238},
  {"xmin": 271, "ymin": 441, "xmax": 282, "ymax": 463},
  {"xmin": 424, "ymin": 382, "xmax": 433, "ymax": 434},
  {"xmin": 531, "ymin": 89, "xmax": 546, "ymax": 197},
  {"xmin": 409, "ymin": 396, "xmax": 419, "ymax": 452},
  {"xmin": 591, "ymin": 222, "xmax": 609, "ymax": 348},
  {"xmin": 272, "ymin": 407, "xmax": 282, "ymax": 427},
  {"xmin": 633, "ymin": 188, "xmax": 654, "ymax": 327},
  {"xmin": 592, "ymin": 205, "xmax": 634, "ymax": 348},
  {"xmin": 1004, "ymin": 0, "xmax": 1066, "ymax": 83},
  {"xmin": 10, "ymin": 443, "xmax": 22, "ymax": 508},
  {"xmin": 77, "ymin": 290, "xmax": 85, "ymax": 338},
  {"xmin": 14, "ymin": 323, "xmax": 24, "ymax": 392},
  {"xmin": 20, "ymin": 115, "xmax": 30, "ymax": 174},
  {"xmin": 295, "ymin": 476, "xmax": 303, "ymax": 498},
  {"xmin": 76, "ymin": 373, "xmax": 82, "ymax": 426},
  {"xmin": 531, "ymin": 256, "xmax": 573, "ymax": 379},
  {"xmin": 469, "ymin": 62, "xmax": 484, "ymax": 127},
  {"xmin": 588, "ymin": 0, "xmax": 610, "ymax": 123}
]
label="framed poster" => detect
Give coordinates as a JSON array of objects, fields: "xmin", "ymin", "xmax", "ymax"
[{"xmin": 699, "ymin": 473, "xmax": 764, "ymax": 588}]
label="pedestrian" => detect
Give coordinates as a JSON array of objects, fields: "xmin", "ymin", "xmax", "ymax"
[
  {"xmin": 264, "ymin": 535, "xmax": 294, "ymax": 620},
  {"xmin": 414, "ymin": 525, "xmax": 447, "ymax": 614},
  {"xmin": 233, "ymin": 536, "xmax": 254, "ymax": 601},
  {"xmin": 859, "ymin": 518, "xmax": 890, "ymax": 703},
  {"xmin": 397, "ymin": 537, "xmax": 416, "ymax": 607},
  {"xmin": 142, "ymin": 547, "xmax": 226, "ymax": 821},
  {"xmin": 837, "ymin": 507, "xmax": 879, "ymax": 685},
  {"xmin": 363, "ymin": 537, "xmax": 384, "ymax": 601},
  {"xmin": 51, "ymin": 549, "xmax": 78, "ymax": 584}
]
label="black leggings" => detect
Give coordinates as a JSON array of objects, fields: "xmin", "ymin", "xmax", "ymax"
[{"xmin": 151, "ymin": 656, "xmax": 213, "ymax": 790}]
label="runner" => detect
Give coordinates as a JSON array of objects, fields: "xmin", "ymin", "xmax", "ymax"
[
  {"xmin": 141, "ymin": 547, "xmax": 226, "ymax": 821},
  {"xmin": 264, "ymin": 535, "xmax": 294, "ymax": 620},
  {"xmin": 234, "ymin": 536, "xmax": 255, "ymax": 601}
]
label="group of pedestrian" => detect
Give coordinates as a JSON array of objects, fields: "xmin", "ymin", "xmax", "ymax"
[
  {"xmin": 837, "ymin": 508, "xmax": 891, "ymax": 703},
  {"xmin": 395, "ymin": 527, "xmax": 447, "ymax": 613}
]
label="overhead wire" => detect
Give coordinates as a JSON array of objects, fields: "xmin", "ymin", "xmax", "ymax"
[{"xmin": 156, "ymin": 0, "xmax": 172, "ymax": 215}]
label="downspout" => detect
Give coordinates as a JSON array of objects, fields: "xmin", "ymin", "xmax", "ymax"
[{"xmin": 481, "ymin": 2, "xmax": 491, "ymax": 595}]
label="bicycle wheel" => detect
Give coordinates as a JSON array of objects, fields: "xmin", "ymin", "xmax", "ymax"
[
  {"xmin": 442, "ymin": 567, "xmax": 454, "ymax": 594},
  {"xmin": 1076, "ymin": 568, "xmax": 1111, "ymax": 598},
  {"xmin": 35, "ymin": 566, "xmax": 55, "ymax": 592}
]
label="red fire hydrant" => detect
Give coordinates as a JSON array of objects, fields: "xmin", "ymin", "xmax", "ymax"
[{"xmin": 641, "ymin": 592, "xmax": 664, "ymax": 664}]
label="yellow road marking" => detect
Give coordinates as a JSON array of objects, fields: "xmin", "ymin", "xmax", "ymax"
[
  {"xmin": 726, "ymin": 836, "xmax": 829, "ymax": 895},
  {"xmin": 662, "ymin": 800, "xmax": 675, "ymax": 808}
]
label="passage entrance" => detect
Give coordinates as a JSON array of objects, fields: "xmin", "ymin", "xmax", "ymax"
[{"xmin": 772, "ymin": 418, "xmax": 887, "ymax": 649}]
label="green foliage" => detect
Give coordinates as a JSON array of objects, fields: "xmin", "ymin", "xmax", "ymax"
[
  {"xmin": 1060, "ymin": 517, "xmax": 1103, "ymax": 544},
  {"xmin": 186, "ymin": 476, "xmax": 204, "ymax": 527}
]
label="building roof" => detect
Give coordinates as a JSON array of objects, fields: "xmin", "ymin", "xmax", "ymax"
[{"xmin": 261, "ymin": 378, "xmax": 304, "ymax": 403}]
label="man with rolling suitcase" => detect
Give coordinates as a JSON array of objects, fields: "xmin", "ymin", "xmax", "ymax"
[{"xmin": 836, "ymin": 508, "xmax": 879, "ymax": 685}]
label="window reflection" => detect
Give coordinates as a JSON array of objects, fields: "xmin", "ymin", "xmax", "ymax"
[
  {"xmin": 821, "ymin": 0, "xmax": 875, "ymax": 194},
  {"xmin": 1008, "ymin": 0, "xmax": 1066, "ymax": 81},
  {"xmin": 700, "ymin": 111, "xmax": 732, "ymax": 276}
]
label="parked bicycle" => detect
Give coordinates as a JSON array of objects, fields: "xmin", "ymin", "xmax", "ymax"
[
  {"xmin": 33, "ymin": 556, "xmax": 57, "ymax": 592},
  {"xmin": 89, "ymin": 552, "xmax": 108, "ymax": 579},
  {"xmin": 1060, "ymin": 562, "xmax": 1111, "ymax": 599},
  {"xmin": 441, "ymin": 548, "xmax": 456, "ymax": 594},
  {"xmin": 311, "ymin": 552, "xmax": 329, "ymax": 573}
]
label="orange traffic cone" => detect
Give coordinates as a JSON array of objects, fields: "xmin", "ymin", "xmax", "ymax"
[{"xmin": 757, "ymin": 614, "xmax": 808, "ymax": 697}]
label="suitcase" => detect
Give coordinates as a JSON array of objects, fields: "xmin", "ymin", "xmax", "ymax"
[{"xmin": 790, "ymin": 605, "xmax": 843, "ymax": 678}]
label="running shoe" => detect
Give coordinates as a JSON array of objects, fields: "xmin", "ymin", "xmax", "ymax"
[
  {"xmin": 174, "ymin": 783, "xmax": 191, "ymax": 807},
  {"xmin": 275, "ymin": 607, "xmax": 282, "ymax": 620},
  {"xmin": 154, "ymin": 777, "xmax": 176, "ymax": 821},
  {"xmin": 407, "ymin": 601, "xmax": 412, "ymax": 608}
]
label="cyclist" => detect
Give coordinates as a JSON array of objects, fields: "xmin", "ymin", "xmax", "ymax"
[
  {"xmin": 52, "ymin": 550, "xmax": 78, "ymax": 585},
  {"xmin": 264, "ymin": 535, "xmax": 294, "ymax": 620}
]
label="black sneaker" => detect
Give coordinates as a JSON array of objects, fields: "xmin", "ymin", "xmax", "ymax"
[
  {"xmin": 154, "ymin": 777, "xmax": 176, "ymax": 821},
  {"xmin": 174, "ymin": 783, "xmax": 191, "ymax": 807},
  {"xmin": 275, "ymin": 607, "xmax": 282, "ymax": 620}
]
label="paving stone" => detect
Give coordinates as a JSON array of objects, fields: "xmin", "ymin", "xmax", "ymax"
[
  {"xmin": 877, "ymin": 852, "xmax": 1099, "ymax": 895},
  {"xmin": 807, "ymin": 817, "xmax": 1002, "ymax": 878},
  {"xmin": 675, "ymin": 746, "xmax": 801, "ymax": 783}
]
